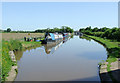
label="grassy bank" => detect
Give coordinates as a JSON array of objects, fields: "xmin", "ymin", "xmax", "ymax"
[
  {"xmin": 84, "ymin": 35, "xmax": 120, "ymax": 72},
  {"xmin": 22, "ymin": 41, "xmax": 42, "ymax": 49},
  {"xmin": 86, "ymin": 35, "xmax": 120, "ymax": 49},
  {"xmin": 1, "ymin": 39, "xmax": 42, "ymax": 82},
  {"xmin": 1, "ymin": 40, "xmax": 22, "ymax": 82}
]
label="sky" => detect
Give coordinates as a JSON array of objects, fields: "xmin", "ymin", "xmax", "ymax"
[
  {"xmin": 1, "ymin": 0, "xmax": 120, "ymax": 2},
  {"xmin": 2, "ymin": 2, "xmax": 118, "ymax": 31},
  {"xmin": 118, "ymin": 1, "xmax": 120, "ymax": 28}
]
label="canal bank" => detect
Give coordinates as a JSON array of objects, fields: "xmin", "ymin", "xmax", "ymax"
[
  {"xmin": 1, "ymin": 39, "xmax": 43, "ymax": 82},
  {"xmin": 2, "ymin": 35, "xmax": 111, "ymax": 82},
  {"xmin": 6, "ymin": 51, "xmax": 18, "ymax": 81},
  {"xmin": 84, "ymin": 35, "xmax": 120, "ymax": 82}
]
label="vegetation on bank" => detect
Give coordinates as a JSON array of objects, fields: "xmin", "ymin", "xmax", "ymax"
[
  {"xmin": 79, "ymin": 26, "xmax": 120, "ymax": 57},
  {"xmin": 85, "ymin": 34, "xmax": 119, "ymax": 70},
  {"xmin": 84, "ymin": 35, "xmax": 120, "ymax": 82},
  {"xmin": 1, "ymin": 26, "xmax": 74, "ymax": 33},
  {"xmin": 35, "ymin": 26, "xmax": 74, "ymax": 33},
  {"xmin": 1, "ymin": 39, "xmax": 42, "ymax": 82},
  {"xmin": 85, "ymin": 35, "xmax": 120, "ymax": 57},
  {"xmin": 21, "ymin": 41, "xmax": 42, "ymax": 49},
  {"xmin": 80, "ymin": 26, "xmax": 120, "ymax": 41},
  {"xmin": 1, "ymin": 40, "xmax": 22, "ymax": 81},
  {"xmin": 0, "ymin": 41, "xmax": 2, "ymax": 81},
  {"xmin": 79, "ymin": 26, "xmax": 120, "ymax": 80}
]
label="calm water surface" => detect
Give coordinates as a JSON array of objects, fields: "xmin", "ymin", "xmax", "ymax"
[{"xmin": 15, "ymin": 36, "xmax": 107, "ymax": 81}]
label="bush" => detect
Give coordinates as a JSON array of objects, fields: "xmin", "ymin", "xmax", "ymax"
[
  {"xmin": 8, "ymin": 40, "xmax": 22, "ymax": 51},
  {"xmin": 80, "ymin": 27, "xmax": 120, "ymax": 42}
]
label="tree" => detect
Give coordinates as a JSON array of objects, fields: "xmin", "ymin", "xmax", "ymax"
[
  {"xmin": 92, "ymin": 27, "xmax": 98, "ymax": 32},
  {"xmin": 7, "ymin": 28, "xmax": 11, "ymax": 32},
  {"xmin": 100, "ymin": 27, "xmax": 109, "ymax": 32},
  {"xmin": 85, "ymin": 26, "xmax": 92, "ymax": 31}
]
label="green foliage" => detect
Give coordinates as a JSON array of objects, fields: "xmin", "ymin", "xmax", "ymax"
[
  {"xmin": 98, "ymin": 60, "xmax": 105, "ymax": 66},
  {"xmin": 106, "ymin": 57, "xmax": 117, "ymax": 63},
  {"xmin": 8, "ymin": 40, "xmax": 22, "ymax": 51},
  {"xmin": 88, "ymin": 35, "xmax": 119, "ymax": 49},
  {"xmin": 106, "ymin": 57, "xmax": 117, "ymax": 72},
  {"xmin": 6, "ymin": 28, "xmax": 11, "ymax": 32},
  {"xmin": 108, "ymin": 48, "xmax": 120, "ymax": 58},
  {"xmin": 92, "ymin": 27, "xmax": 99, "ymax": 32},
  {"xmin": 0, "ymin": 41, "xmax": 2, "ymax": 81},
  {"xmin": 35, "ymin": 26, "xmax": 74, "ymax": 33},
  {"xmin": 2, "ymin": 40, "xmax": 23, "ymax": 82},
  {"xmin": 2, "ymin": 41, "xmax": 13, "ymax": 81},
  {"xmin": 80, "ymin": 27, "xmax": 120, "ymax": 42}
]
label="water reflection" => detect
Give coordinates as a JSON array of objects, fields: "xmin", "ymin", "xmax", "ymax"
[
  {"xmin": 15, "ymin": 37, "xmax": 71, "ymax": 60},
  {"xmin": 15, "ymin": 36, "xmax": 107, "ymax": 81},
  {"xmin": 14, "ymin": 45, "xmax": 42, "ymax": 61},
  {"xmin": 43, "ymin": 41, "xmax": 63, "ymax": 54},
  {"xmin": 79, "ymin": 35, "xmax": 91, "ymax": 41},
  {"xmin": 43, "ymin": 37, "xmax": 71, "ymax": 54}
]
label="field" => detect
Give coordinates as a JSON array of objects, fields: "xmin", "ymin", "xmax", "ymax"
[{"xmin": 2, "ymin": 33, "xmax": 45, "ymax": 41}]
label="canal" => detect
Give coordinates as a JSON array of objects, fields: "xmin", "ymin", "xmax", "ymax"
[{"xmin": 14, "ymin": 36, "xmax": 107, "ymax": 81}]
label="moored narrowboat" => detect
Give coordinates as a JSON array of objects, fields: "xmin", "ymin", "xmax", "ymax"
[{"xmin": 41, "ymin": 32, "xmax": 71, "ymax": 44}]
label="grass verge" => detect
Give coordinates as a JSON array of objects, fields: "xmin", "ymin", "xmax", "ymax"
[
  {"xmin": 1, "ymin": 39, "xmax": 42, "ymax": 82},
  {"xmin": 84, "ymin": 35, "xmax": 120, "ymax": 82}
]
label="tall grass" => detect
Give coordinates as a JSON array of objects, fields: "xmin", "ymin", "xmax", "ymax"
[{"xmin": 1, "ymin": 40, "xmax": 22, "ymax": 82}]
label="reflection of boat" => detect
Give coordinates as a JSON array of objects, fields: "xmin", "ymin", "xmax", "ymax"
[
  {"xmin": 63, "ymin": 37, "xmax": 70, "ymax": 43},
  {"xmin": 41, "ymin": 32, "xmax": 71, "ymax": 54},
  {"xmin": 43, "ymin": 41, "xmax": 63, "ymax": 54},
  {"xmin": 79, "ymin": 33, "xmax": 83, "ymax": 37}
]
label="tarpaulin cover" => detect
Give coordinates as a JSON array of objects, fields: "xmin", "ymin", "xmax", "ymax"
[{"xmin": 50, "ymin": 33, "xmax": 55, "ymax": 40}]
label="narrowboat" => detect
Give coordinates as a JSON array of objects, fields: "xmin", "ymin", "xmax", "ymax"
[{"xmin": 41, "ymin": 32, "xmax": 71, "ymax": 44}]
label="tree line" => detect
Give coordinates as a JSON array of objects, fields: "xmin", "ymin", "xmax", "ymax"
[
  {"xmin": 35, "ymin": 26, "xmax": 74, "ymax": 33},
  {"xmin": 79, "ymin": 26, "xmax": 120, "ymax": 41},
  {"xmin": 2, "ymin": 26, "xmax": 74, "ymax": 33}
]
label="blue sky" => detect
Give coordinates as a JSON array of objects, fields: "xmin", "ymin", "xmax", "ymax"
[{"xmin": 2, "ymin": 2, "xmax": 118, "ymax": 31}]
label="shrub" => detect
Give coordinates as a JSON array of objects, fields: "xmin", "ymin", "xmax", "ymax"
[{"xmin": 8, "ymin": 40, "xmax": 22, "ymax": 51}]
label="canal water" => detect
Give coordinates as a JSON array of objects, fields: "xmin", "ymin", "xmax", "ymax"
[{"xmin": 14, "ymin": 36, "xmax": 107, "ymax": 81}]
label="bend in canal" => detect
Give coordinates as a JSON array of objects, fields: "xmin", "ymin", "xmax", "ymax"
[{"xmin": 14, "ymin": 36, "xmax": 107, "ymax": 81}]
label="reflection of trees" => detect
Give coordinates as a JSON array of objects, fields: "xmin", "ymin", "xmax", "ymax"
[
  {"xmin": 79, "ymin": 36, "xmax": 91, "ymax": 41},
  {"xmin": 71, "ymin": 35, "xmax": 74, "ymax": 38},
  {"xmin": 14, "ymin": 37, "xmax": 71, "ymax": 58},
  {"xmin": 14, "ymin": 50, "xmax": 24, "ymax": 61},
  {"xmin": 14, "ymin": 45, "xmax": 42, "ymax": 61}
]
